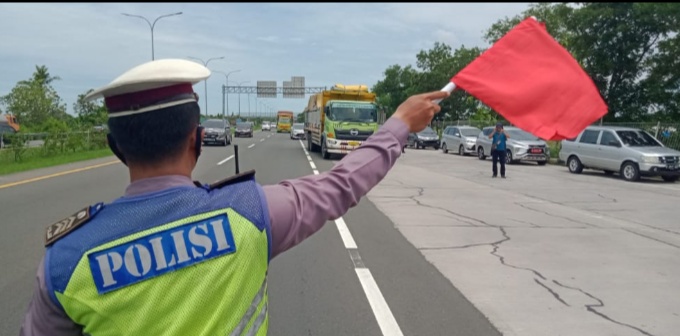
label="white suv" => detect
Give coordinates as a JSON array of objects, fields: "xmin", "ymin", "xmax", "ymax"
[{"xmin": 261, "ymin": 122, "xmax": 271, "ymax": 131}]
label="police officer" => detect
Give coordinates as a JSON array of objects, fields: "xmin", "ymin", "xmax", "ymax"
[{"xmin": 20, "ymin": 59, "xmax": 449, "ymax": 336}]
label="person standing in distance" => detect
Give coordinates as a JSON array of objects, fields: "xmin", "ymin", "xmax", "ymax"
[
  {"xmin": 19, "ymin": 59, "xmax": 449, "ymax": 336},
  {"xmin": 488, "ymin": 122, "xmax": 510, "ymax": 178}
]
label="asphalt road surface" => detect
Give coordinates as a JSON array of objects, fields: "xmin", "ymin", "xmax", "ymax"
[{"xmin": 0, "ymin": 130, "xmax": 499, "ymax": 336}]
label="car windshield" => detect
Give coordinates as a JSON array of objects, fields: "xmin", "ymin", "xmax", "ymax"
[
  {"xmin": 292, "ymin": 123, "xmax": 303, "ymax": 130},
  {"xmin": 460, "ymin": 128, "xmax": 481, "ymax": 137},
  {"xmin": 506, "ymin": 129, "xmax": 540, "ymax": 141},
  {"xmin": 236, "ymin": 122, "xmax": 251, "ymax": 129},
  {"xmin": 418, "ymin": 127, "xmax": 437, "ymax": 136},
  {"xmin": 616, "ymin": 130, "xmax": 661, "ymax": 147},
  {"xmin": 328, "ymin": 103, "xmax": 377, "ymax": 122},
  {"xmin": 202, "ymin": 120, "xmax": 224, "ymax": 128}
]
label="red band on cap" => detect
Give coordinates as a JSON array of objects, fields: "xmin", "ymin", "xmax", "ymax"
[{"xmin": 105, "ymin": 83, "xmax": 195, "ymax": 112}]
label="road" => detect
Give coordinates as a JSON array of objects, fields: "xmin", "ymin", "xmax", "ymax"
[
  {"xmin": 0, "ymin": 130, "xmax": 499, "ymax": 336},
  {"xmin": 368, "ymin": 147, "xmax": 680, "ymax": 336}
]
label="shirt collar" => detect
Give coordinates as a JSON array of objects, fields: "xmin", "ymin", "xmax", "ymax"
[{"xmin": 124, "ymin": 175, "xmax": 196, "ymax": 197}]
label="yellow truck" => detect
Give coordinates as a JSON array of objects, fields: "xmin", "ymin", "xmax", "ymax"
[
  {"xmin": 276, "ymin": 111, "xmax": 294, "ymax": 133},
  {"xmin": 303, "ymin": 84, "xmax": 385, "ymax": 159}
]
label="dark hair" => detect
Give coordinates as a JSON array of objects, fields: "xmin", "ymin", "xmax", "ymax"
[{"xmin": 108, "ymin": 102, "xmax": 200, "ymax": 165}]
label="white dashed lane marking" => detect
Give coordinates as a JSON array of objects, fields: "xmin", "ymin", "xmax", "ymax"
[
  {"xmin": 217, "ymin": 155, "xmax": 234, "ymax": 166},
  {"xmin": 216, "ymin": 135, "xmax": 266, "ymax": 166},
  {"xmin": 297, "ymin": 140, "xmax": 404, "ymax": 336}
]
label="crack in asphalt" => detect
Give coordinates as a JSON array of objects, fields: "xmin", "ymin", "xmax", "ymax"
[
  {"xmin": 509, "ymin": 218, "xmax": 541, "ymax": 228},
  {"xmin": 623, "ymin": 229, "xmax": 680, "ymax": 249},
  {"xmin": 515, "ymin": 202, "xmax": 600, "ymax": 228},
  {"xmin": 490, "ymin": 227, "xmax": 547, "ymax": 281},
  {"xmin": 597, "ymin": 193, "xmax": 618, "ymax": 203},
  {"xmin": 552, "ymin": 280, "xmax": 656, "ymax": 336},
  {"xmin": 534, "ymin": 278, "xmax": 569, "ymax": 306},
  {"xmin": 408, "ymin": 187, "xmax": 495, "ymax": 228}
]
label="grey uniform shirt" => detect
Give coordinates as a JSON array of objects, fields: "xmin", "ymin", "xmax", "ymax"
[{"xmin": 20, "ymin": 117, "xmax": 409, "ymax": 336}]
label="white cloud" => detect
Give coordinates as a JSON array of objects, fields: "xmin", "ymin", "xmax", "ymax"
[{"xmin": 0, "ymin": 3, "xmax": 530, "ymax": 117}]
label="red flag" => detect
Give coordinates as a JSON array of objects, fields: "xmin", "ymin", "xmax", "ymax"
[{"xmin": 450, "ymin": 17, "xmax": 607, "ymax": 141}]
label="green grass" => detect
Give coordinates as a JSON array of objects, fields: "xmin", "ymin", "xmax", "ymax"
[{"xmin": 0, "ymin": 148, "xmax": 114, "ymax": 176}]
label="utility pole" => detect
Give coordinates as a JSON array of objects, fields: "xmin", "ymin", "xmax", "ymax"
[{"xmin": 187, "ymin": 56, "xmax": 225, "ymax": 115}]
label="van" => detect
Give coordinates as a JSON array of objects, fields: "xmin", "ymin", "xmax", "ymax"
[{"xmin": 559, "ymin": 126, "xmax": 680, "ymax": 182}]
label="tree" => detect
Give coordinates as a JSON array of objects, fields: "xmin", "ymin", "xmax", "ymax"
[
  {"xmin": 74, "ymin": 89, "xmax": 108, "ymax": 127},
  {"xmin": 372, "ymin": 64, "xmax": 419, "ymax": 118},
  {"xmin": 1, "ymin": 65, "xmax": 67, "ymax": 131}
]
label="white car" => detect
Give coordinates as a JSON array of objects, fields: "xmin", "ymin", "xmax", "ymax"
[
  {"xmin": 290, "ymin": 123, "xmax": 305, "ymax": 140},
  {"xmin": 261, "ymin": 122, "xmax": 271, "ymax": 131}
]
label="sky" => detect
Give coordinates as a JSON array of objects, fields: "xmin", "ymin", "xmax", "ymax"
[{"xmin": 0, "ymin": 3, "xmax": 531, "ymax": 120}]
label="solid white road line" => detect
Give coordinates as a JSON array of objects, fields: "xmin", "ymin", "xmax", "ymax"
[{"xmin": 297, "ymin": 140, "xmax": 404, "ymax": 336}]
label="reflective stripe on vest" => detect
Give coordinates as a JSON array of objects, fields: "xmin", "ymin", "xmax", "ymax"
[
  {"xmin": 54, "ymin": 208, "xmax": 269, "ymax": 336},
  {"xmin": 230, "ymin": 277, "xmax": 267, "ymax": 336}
]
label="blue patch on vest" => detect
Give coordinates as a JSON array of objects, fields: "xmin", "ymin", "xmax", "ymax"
[{"xmin": 88, "ymin": 213, "xmax": 236, "ymax": 294}]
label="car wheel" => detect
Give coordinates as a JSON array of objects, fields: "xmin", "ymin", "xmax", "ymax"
[
  {"xmin": 621, "ymin": 162, "xmax": 640, "ymax": 182},
  {"xmin": 442, "ymin": 143, "xmax": 448, "ymax": 154},
  {"xmin": 505, "ymin": 150, "xmax": 514, "ymax": 164},
  {"xmin": 477, "ymin": 147, "xmax": 486, "ymax": 160},
  {"xmin": 662, "ymin": 176, "xmax": 679, "ymax": 182},
  {"xmin": 459, "ymin": 145, "xmax": 464, "ymax": 156},
  {"xmin": 567, "ymin": 156, "xmax": 583, "ymax": 174}
]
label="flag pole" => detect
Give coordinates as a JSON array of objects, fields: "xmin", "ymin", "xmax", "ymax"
[{"xmin": 433, "ymin": 82, "xmax": 456, "ymax": 104}]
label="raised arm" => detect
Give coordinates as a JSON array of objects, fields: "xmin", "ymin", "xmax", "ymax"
[{"xmin": 263, "ymin": 90, "xmax": 448, "ymax": 259}]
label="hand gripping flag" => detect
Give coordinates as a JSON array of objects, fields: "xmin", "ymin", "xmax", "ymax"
[{"xmin": 436, "ymin": 17, "xmax": 607, "ymax": 141}]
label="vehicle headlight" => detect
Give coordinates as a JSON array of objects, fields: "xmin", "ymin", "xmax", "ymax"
[{"xmin": 641, "ymin": 156, "xmax": 661, "ymax": 163}]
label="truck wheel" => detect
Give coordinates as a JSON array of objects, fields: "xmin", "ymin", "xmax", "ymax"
[{"xmin": 321, "ymin": 138, "xmax": 331, "ymax": 160}]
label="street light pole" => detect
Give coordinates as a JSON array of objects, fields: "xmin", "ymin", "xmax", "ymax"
[
  {"xmin": 187, "ymin": 56, "xmax": 225, "ymax": 116},
  {"xmin": 121, "ymin": 12, "xmax": 182, "ymax": 60},
  {"xmin": 235, "ymin": 81, "xmax": 249, "ymax": 117},
  {"xmin": 213, "ymin": 70, "xmax": 241, "ymax": 119}
]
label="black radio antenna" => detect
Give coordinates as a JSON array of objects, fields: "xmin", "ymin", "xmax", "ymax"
[{"xmin": 233, "ymin": 144, "xmax": 240, "ymax": 174}]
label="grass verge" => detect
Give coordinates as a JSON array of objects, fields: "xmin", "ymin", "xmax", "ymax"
[{"xmin": 0, "ymin": 148, "xmax": 114, "ymax": 176}]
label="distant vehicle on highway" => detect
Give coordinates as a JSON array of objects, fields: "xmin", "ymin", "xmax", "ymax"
[
  {"xmin": 440, "ymin": 125, "xmax": 481, "ymax": 156},
  {"xmin": 235, "ymin": 121, "xmax": 254, "ymax": 138},
  {"xmin": 476, "ymin": 126, "xmax": 549, "ymax": 165},
  {"xmin": 559, "ymin": 125, "xmax": 680, "ymax": 182},
  {"xmin": 290, "ymin": 123, "xmax": 305, "ymax": 140},
  {"xmin": 407, "ymin": 126, "xmax": 440, "ymax": 150},
  {"xmin": 261, "ymin": 121, "xmax": 271, "ymax": 131},
  {"xmin": 276, "ymin": 111, "xmax": 294, "ymax": 133},
  {"xmin": 201, "ymin": 119, "xmax": 231, "ymax": 146}
]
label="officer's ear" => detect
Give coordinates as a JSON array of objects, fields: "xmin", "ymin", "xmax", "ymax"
[{"xmin": 191, "ymin": 126, "xmax": 204, "ymax": 162}]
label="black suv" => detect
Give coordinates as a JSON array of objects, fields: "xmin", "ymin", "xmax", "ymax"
[
  {"xmin": 235, "ymin": 122, "xmax": 254, "ymax": 138},
  {"xmin": 201, "ymin": 119, "xmax": 232, "ymax": 146}
]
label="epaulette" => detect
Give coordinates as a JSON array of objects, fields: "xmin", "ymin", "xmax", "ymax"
[
  {"xmin": 45, "ymin": 203, "xmax": 103, "ymax": 247},
  {"xmin": 209, "ymin": 169, "xmax": 256, "ymax": 190}
]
